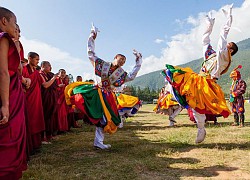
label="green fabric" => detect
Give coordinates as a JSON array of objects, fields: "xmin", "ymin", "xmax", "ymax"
[
  {"xmin": 161, "ymin": 64, "xmax": 189, "ymax": 109},
  {"xmin": 73, "ymin": 85, "xmax": 103, "ymax": 119},
  {"xmin": 165, "ymin": 64, "xmax": 186, "ymax": 75},
  {"xmin": 73, "ymin": 84, "xmax": 121, "ymax": 125}
]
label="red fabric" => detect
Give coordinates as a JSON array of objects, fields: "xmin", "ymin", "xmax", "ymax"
[
  {"xmin": 56, "ymin": 78, "xmax": 68, "ymax": 131},
  {"xmin": 40, "ymin": 71, "xmax": 58, "ymax": 135},
  {"xmin": 105, "ymin": 92, "xmax": 119, "ymax": 117},
  {"xmin": 31, "ymin": 133, "xmax": 42, "ymax": 149},
  {"xmin": 71, "ymin": 94, "xmax": 102, "ymax": 125},
  {"xmin": 187, "ymin": 108, "xmax": 195, "ymax": 122},
  {"xmin": 22, "ymin": 65, "xmax": 45, "ymax": 151},
  {"xmin": 0, "ymin": 32, "xmax": 27, "ymax": 179}
]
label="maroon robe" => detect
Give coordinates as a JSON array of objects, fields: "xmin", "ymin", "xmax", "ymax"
[
  {"xmin": 56, "ymin": 78, "xmax": 68, "ymax": 131},
  {"xmin": 40, "ymin": 71, "xmax": 58, "ymax": 138},
  {"xmin": 22, "ymin": 64, "xmax": 45, "ymax": 149},
  {"xmin": 0, "ymin": 32, "xmax": 27, "ymax": 179}
]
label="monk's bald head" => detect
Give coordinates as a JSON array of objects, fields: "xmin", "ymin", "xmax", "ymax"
[{"xmin": 0, "ymin": 7, "xmax": 14, "ymax": 21}]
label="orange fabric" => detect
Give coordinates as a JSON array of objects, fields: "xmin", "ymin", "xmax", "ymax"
[{"xmin": 172, "ymin": 66, "xmax": 230, "ymax": 117}]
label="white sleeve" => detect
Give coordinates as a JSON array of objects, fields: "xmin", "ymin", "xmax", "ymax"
[
  {"xmin": 202, "ymin": 15, "xmax": 214, "ymax": 46},
  {"xmin": 125, "ymin": 56, "xmax": 142, "ymax": 82},
  {"xmin": 87, "ymin": 33, "xmax": 98, "ymax": 64},
  {"xmin": 202, "ymin": 14, "xmax": 215, "ymax": 57},
  {"xmin": 217, "ymin": 6, "xmax": 233, "ymax": 51}
]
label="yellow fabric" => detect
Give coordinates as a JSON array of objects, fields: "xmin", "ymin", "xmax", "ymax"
[
  {"xmin": 117, "ymin": 94, "xmax": 139, "ymax": 108},
  {"xmin": 64, "ymin": 82, "xmax": 93, "ymax": 105},
  {"xmin": 97, "ymin": 89, "xmax": 117, "ymax": 134},
  {"xmin": 172, "ymin": 66, "xmax": 230, "ymax": 116},
  {"xmin": 153, "ymin": 93, "xmax": 179, "ymax": 112}
]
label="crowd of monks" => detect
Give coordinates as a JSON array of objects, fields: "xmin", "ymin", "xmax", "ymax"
[
  {"xmin": 1, "ymin": 7, "xmax": 144, "ymax": 179},
  {"xmin": 22, "ymin": 56, "xmax": 85, "ymax": 156},
  {"xmin": 0, "ymin": 7, "xmax": 91, "ymax": 178}
]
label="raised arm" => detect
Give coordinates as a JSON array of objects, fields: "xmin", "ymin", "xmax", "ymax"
[
  {"xmin": 125, "ymin": 50, "xmax": 142, "ymax": 82},
  {"xmin": 87, "ymin": 23, "xmax": 99, "ymax": 66},
  {"xmin": 217, "ymin": 4, "xmax": 233, "ymax": 51},
  {"xmin": 202, "ymin": 12, "xmax": 215, "ymax": 47},
  {"xmin": 42, "ymin": 73, "xmax": 58, "ymax": 89},
  {"xmin": 202, "ymin": 12, "xmax": 215, "ymax": 59}
]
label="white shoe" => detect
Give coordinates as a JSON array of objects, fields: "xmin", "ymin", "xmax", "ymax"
[
  {"xmin": 195, "ymin": 128, "xmax": 206, "ymax": 144},
  {"xmin": 42, "ymin": 141, "xmax": 52, "ymax": 145},
  {"xmin": 169, "ymin": 121, "xmax": 175, "ymax": 127},
  {"xmin": 118, "ymin": 115, "xmax": 126, "ymax": 128},
  {"xmin": 118, "ymin": 121, "xmax": 123, "ymax": 128},
  {"xmin": 94, "ymin": 142, "xmax": 111, "ymax": 150}
]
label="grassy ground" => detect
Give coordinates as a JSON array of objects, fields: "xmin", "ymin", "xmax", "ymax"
[{"xmin": 23, "ymin": 103, "xmax": 250, "ymax": 180}]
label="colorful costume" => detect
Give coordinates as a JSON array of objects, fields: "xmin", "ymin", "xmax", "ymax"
[
  {"xmin": 116, "ymin": 93, "xmax": 141, "ymax": 118},
  {"xmin": 162, "ymin": 5, "xmax": 234, "ymax": 143},
  {"xmin": 115, "ymin": 90, "xmax": 142, "ymax": 128},
  {"xmin": 66, "ymin": 25, "xmax": 142, "ymax": 149},
  {"xmin": 229, "ymin": 66, "xmax": 247, "ymax": 126},
  {"xmin": 153, "ymin": 85, "xmax": 182, "ymax": 126}
]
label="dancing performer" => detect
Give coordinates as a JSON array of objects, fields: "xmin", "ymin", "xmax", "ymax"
[
  {"xmin": 153, "ymin": 84, "xmax": 183, "ymax": 126},
  {"xmin": 114, "ymin": 85, "xmax": 142, "ymax": 128},
  {"xmin": 229, "ymin": 65, "xmax": 247, "ymax": 127},
  {"xmin": 162, "ymin": 4, "xmax": 238, "ymax": 143},
  {"xmin": 67, "ymin": 24, "xmax": 142, "ymax": 149}
]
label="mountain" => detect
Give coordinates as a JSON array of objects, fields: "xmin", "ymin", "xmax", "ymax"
[{"xmin": 128, "ymin": 38, "xmax": 250, "ymax": 93}]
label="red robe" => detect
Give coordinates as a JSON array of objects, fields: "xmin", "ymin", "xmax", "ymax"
[
  {"xmin": 40, "ymin": 71, "xmax": 58, "ymax": 138},
  {"xmin": 56, "ymin": 78, "xmax": 68, "ymax": 131},
  {"xmin": 0, "ymin": 32, "xmax": 27, "ymax": 179},
  {"xmin": 22, "ymin": 64, "xmax": 45, "ymax": 149}
]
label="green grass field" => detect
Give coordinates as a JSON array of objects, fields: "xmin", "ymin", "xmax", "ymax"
[{"xmin": 23, "ymin": 103, "xmax": 250, "ymax": 180}]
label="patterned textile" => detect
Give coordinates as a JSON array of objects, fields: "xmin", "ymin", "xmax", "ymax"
[
  {"xmin": 230, "ymin": 79, "xmax": 247, "ymax": 113},
  {"xmin": 116, "ymin": 93, "xmax": 141, "ymax": 117},
  {"xmin": 153, "ymin": 93, "xmax": 179, "ymax": 114},
  {"xmin": 162, "ymin": 64, "xmax": 230, "ymax": 118},
  {"xmin": 65, "ymin": 83, "xmax": 121, "ymax": 134},
  {"xmin": 95, "ymin": 58, "xmax": 127, "ymax": 87}
]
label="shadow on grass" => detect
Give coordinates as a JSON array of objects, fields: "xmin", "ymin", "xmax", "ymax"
[
  {"xmin": 107, "ymin": 132, "xmax": 240, "ymax": 179},
  {"xmin": 23, "ymin": 109, "xmax": 248, "ymax": 180}
]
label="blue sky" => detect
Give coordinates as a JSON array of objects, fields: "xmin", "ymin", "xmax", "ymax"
[{"xmin": 1, "ymin": 0, "xmax": 249, "ymax": 80}]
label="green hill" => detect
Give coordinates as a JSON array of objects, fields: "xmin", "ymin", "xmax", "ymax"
[{"xmin": 128, "ymin": 38, "xmax": 250, "ymax": 93}]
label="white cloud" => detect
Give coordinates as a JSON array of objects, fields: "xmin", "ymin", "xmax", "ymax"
[
  {"xmin": 138, "ymin": 1, "xmax": 250, "ymax": 76},
  {"xmin": 20, "ymin": 37, "xmax": 95, "ymax": 81},
  {"xmin": 154, "ymin": 38, "xmax": 164, "ymax": 44}
]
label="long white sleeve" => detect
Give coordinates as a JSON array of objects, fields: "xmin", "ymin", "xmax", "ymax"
[
  {"xmin": 125, "ymin": 56, "xmax": 142, "ymax": 82},
  {"xmin": 202, "ymin": 14, "xmax": 215, "ymax": 58},
  {"xmin": 87, "ymin": 32, "xmax": 98, "ymax": 64},
  {"xmin": 211, "ymin": 6, "xmax": 233, "ymax": 79},
  {"xmin": 217, "ymin": 14, "xmax": 232, "ymax": 52},
  {"xmin": 202, "ymin": 14, "xmax": 215, "ymax": 46}
]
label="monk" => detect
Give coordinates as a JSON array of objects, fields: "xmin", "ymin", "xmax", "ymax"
[
  {"xmin": 39, "ymin": 61, "xmax": 58, "ymax": 142},
  {"xmin": 0, "ymin": 7, "xmax": 27, "ymax": 179},
  {"xmin": 22, "ymin": 52, "xmax": 45, "ymax": 153},
  {"xmin": 56, "ymin": 69, "xmax": 69, "ymax": 132}
]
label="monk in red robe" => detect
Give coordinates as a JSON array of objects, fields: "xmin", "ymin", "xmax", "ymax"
[
  {"xmin": 22, "ymin": 52, "xmax": 45, "ymax": 153},
  {"xmin": 39, "ymin": 61, "xmax": 58, "ymax": 141},
  {"xmin": 56, "ymin": 69, "xmax": 68, "ymax": 132},
  {"xmin": 0, "ymin": 7, "xmax": 27, "ymax": 179}
]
